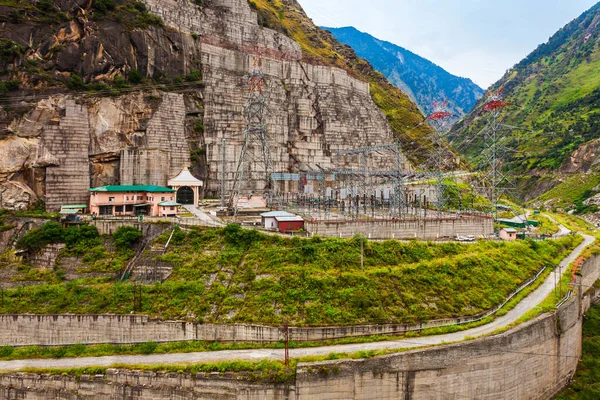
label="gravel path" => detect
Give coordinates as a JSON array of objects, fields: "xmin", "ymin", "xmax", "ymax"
[{"xmin": 0, "ymin": 233, "xmax": 593, "ymax": 372}]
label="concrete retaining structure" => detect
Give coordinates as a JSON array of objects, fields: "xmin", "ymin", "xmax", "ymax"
[
  {"xmin": 305, "ymin": 215, "xmax": 494, "ymax": 240},
  {"xmin": 0, "ymin": 315, "xmax": 503, "ymax": 346},
  {"xmin": 0, "ymin": 290, "xmax": 598, "ymax": 399},
  {"xmin": 1, "ymin": 253, "xmax": 599, "ymax": 398}
]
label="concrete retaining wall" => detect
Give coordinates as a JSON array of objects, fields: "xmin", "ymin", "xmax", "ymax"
[
  {"xmin": 305, "ymin": 215, "xmax": 494, "ymax": 240},
  {"xmin": 1, "ymin": 290, "xmax": 598, "ymax": 399},
  {"xmin": 89, "ymin": 220, "xmax": 171, "ymax": 236},
  {"xmin": 0, "ymin": 252, "xmax": 598, "ymax": 398},
  {"xmin": 0, "ymin": 315, "xmax": 499, "ymax": 346}
]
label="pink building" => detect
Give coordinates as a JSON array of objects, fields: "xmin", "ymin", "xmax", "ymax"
[
  {"xmin": 89, "ymin": 185, "xmax": 181, "ymax": 217},
  {"xmin": 499, "ymin": 228, "xmax": 518, "ymax": 241}
]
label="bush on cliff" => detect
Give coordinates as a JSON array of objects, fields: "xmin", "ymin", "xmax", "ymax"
[
  {"xmin": 16, "ymin": 222, "xmax": 101, "ymax": 253},
  {"xmin": 112, "ymin": 226, "xmax": 143, "ymax": 250}
]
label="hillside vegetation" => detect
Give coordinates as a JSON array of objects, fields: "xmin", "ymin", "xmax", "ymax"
[
  {"xmin": 450, "ymin": 2, "xmax": 600, "ymax": 174},
  {"xmin": 247, "ymin": 0, "xmax": 435, "ymax": 164},
  {"xmin": 0, "ymin": 226, "xmax": 581, "ymax": 326},
  {"xmin": 557, "ymin": 302, "xmax": 600, "ymax": 399}
]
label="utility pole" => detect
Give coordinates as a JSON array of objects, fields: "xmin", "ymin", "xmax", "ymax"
[
  {"xmin": 220, "ymin": 138, "xmax": 227, "ymax": 210},
  {"xmin": 230, "ymin": 56, "xmax": 273, "ymax": 218},
  {"xmin": 360, "ymin": 236, "xmax": 364, "ymax": 269},
  {"xmin": 283, "ymin": 321, "xmax": 290, "ymax": 367}
]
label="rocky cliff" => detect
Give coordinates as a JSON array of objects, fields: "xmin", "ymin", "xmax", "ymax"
[{"xmin": 0, "ymin": 0, "xmax": 429, "ymax": 210}]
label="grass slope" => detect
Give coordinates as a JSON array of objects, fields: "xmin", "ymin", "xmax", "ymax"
[
  {"xmin": 0, "ymin": 226, "xmax": 581, "ymax": 326},
  {"xmin": 450, "ymin": 3, "xmax": 600, "ymax": 173},
  {"xmin": 532, "ymin": 173, "xmax": 600, "ymax": 209},
  {"xmin": 557, "ymin": 301, "xmax": 600, "ymax": 399}
]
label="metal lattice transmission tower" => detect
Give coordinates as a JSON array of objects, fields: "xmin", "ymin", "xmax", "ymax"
[
  {"xmin": 321, "ymin": 142, "xmax": 410, "ymax": 219},
  {"xmin": 422, "ymin": 100, "xmax": 456, "ymax": 213},
  {"xmin": 475, "ymin": 85, "xmax": 515, "ymax": 219},
  {"xmin": 230, "ymin": 58, "xmax": 273, "ymax": 217}
]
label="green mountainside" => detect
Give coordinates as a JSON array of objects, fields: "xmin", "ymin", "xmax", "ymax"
[{"xmin": 450, "ymin": 2, "xmax": 600, "ymax": 181}]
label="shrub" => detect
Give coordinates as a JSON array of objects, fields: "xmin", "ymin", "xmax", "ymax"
[
  {"xmin": 194, "ymin": 120, "xmax": 204, "ymax": 134},
  {"xmin": 16, "ymin": 222, "xmax": 65, "ymax": 252},
  {"xmin": 139, "ymin": 341, "xmax": 158, "ymax": 354},
  {"xmin": 170, "ymin": 226, "xmax": 186, "ymax": 245},
  {"xmin": 113, "ymin": 75, "xmax": 130, "ymax": 88},
  {"xmin": 186, "ymin": 69, "xmax": 202, "ymax": 82},
  {"xmin": 113, "ymin": 226, "xmax": 143, "ymax": 250},
  {"xmin": 92, "ymin": 0, "xmax": 115, "ymax": 16},
  {"xmin": 67, "ymin": 74, "xmax": 86, "ymax": 90},
  {"xmin": 127, "ymin": 69, "xmax": 143, "ymax": 84}
]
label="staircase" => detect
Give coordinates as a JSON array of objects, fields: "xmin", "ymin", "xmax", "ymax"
[{"xmin": 129, "ymin": 243, "xmax": 174, "ymax": 283}]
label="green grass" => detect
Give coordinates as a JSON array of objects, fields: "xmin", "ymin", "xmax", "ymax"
[
  {"xmin": 0, "ymin": 226, "xmax": 582, "ymax": 327},
  {"xmin": 556, "ymin": 303, "xmax": 600, "ymax": 399},
  {"xmin": 533, "ymin": 174, "xmax": 600, "ymax": 209},
  {"xmin": 21, "ymin": 359, "xmax": 296, "ymax": 384},
  {"xmin": 527, "ymin": 214, "xmax": 560, "ymax": 235}
]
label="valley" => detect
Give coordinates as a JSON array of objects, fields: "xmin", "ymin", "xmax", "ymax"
[{"xmin": 0, "ymin": 0, "xmax": 600, "ymax": 398}]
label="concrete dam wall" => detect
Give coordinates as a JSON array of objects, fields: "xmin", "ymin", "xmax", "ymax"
[{"xmin": 1, "ymin": 252, "xmax": 599, "ymax": 399}]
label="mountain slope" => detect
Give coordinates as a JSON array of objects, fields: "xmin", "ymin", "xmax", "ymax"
[
  {"xmin": 450, "ymin": 1, "xmax": 600, "ymax": 176},
  {"xmin": 324, "ymin": 26, "xmax": 484, "ymax": 121},
  {"xmin": 246, "ymin": 0, "xmax": 435, "ymax": 162},
  {"xmin": 0, "ymin": 0, "xmax": 436, "ymax": 210}
]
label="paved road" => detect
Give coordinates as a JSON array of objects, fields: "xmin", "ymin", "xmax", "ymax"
[
  {"xmin": 182, "ymin": 205, "xmax": 224, "ymax": 227},
  {"xmin": 0, "ymin": 233, "xmax": 594, "ymax": 372},
  {"xmin": 542, "ymin": 213, "xmax": 571, "ymax": 238}
]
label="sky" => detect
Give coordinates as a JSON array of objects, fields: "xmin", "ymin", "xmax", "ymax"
[{"xmin": 298, "ymin": 0, "xmax": 599, "ymax": 88}]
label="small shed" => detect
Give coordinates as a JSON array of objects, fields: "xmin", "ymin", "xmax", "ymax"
[
  {"xmin": 499, "ymin": 228, "xmax": 518, "ymax": 241},
  {"xmin": 60, "ymin": 204, "xmax": 87, "ymax": 214},
  {"xmin": 274, "ymin": 215, "xmax": 305, "ymax": 233},
  {"xmin": 260, "ymin": 211, "xmax": 304, "ymax": 232}
]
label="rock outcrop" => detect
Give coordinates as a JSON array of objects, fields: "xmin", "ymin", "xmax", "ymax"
[{"xmin": 0, "ymin": 0, "xmax": 409, "ymax": 210}]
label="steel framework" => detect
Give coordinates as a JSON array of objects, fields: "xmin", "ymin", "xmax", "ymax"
[
  {"xmin": 229, "ymin": 58, "xmax": 273, "ymax": 217},
  {"xmin": 474, "ymin": 85, "xmax": 516, "ymax": 220},
  {"xmin": 422, "ymin": 100, "xmax": 456, "ymax": 214}
]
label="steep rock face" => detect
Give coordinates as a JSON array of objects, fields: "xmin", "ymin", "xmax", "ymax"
[
  {"xmin": 0, "ymin": 0, "xmax": 409, "ymax": 210},
  {"xmin": 559, "ymin": 139, "xmax": 600, "ymax": 174}
]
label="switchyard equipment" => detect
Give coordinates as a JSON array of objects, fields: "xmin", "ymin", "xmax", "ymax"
[{"xmin": 229, "ymin": 57, "xmax": 273, "ymax": 218}]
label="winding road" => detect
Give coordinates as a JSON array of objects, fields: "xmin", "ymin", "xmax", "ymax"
[{"xmin": 0, "ymin": 231, "xmax": 594, "ymax": 372}]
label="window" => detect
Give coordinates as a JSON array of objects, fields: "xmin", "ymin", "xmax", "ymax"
[
  {"xmin": 170, "ymin": 206, "xmax": 175, "ymax": 211},
  {"xmin": 115, "ymin": 205, "xmax": 123, "ymax": 213},
  {"xmin": 170, "ymin": 197, "xmax": 174, "ymax": 201},
  {"xmin": 108, "ymin": 197, "xmax": 115, "ymax": 203},
  {"xmin": 125, "ymin": 205, "xmax": 134, "ymax": 212},
  {"xmin": 99, "ymin": 205, "xmax": 113, "ymax": 215},
  {"xmin": 161, "ymin": 197, "xmax": 165, "ymax": 201},
  {"xmin": 126, "ymin": 196, "xmax": 129, "ymax": 201}
]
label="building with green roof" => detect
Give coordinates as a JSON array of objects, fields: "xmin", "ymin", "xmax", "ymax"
[{"xmin": 89, "ymin": 185, "xmax": 179, "ymax": 217}]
